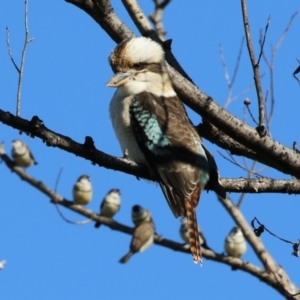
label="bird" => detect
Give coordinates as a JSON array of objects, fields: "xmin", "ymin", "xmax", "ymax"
[
  {"xmin": 224, "ymin": 226, "xmax": 247, "ymax": 258},
  {"xmin": 107, "ymin": 36, "xmax": 225, "ymax": 263},
  {"xmin": 119, "ymin": 214, "xmax": 155, "ymax": 264},
  {"xmin": 72, "ymin": 175, "xmax": 92, "ymax": 205},
  {"xmin": 94, "ymin": 188, "xmax": 121, "ymax": 228},
  {"xmin": 179, "ymin": 217, "xmax": 209, "ymax": 249},
  {"xmin": 11, "ymin": 139, "xmax": 37, "ymax": 167},
  {"xmin": 0, "ymin": 260, "xmax": 6, "ymax": 270},
  {"xmin": 131, "ymin": 204, "xmax": 153, "ymax": 227}
]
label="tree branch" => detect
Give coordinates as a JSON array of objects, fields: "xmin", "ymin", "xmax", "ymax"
[
  {"xmin": 64, "ymin": 0, "xmax": 300, "ymax": 179},
  {"xmin": 5, "ymin": 0, "xmax": 34, "ymax": 117},
  {"xmin": 149, "ymin": 0, "xmax": 171, "ymax": 41},
  {"xmin": 1, "ymin": 143, "xmax": 296, "ymax": 296},
  {"xmin": 241, "ymin": 0, "xmax": 267, "ymax": 137},
  {"xmin": 217, "ymin": 195, "xmax": 300, "ymax": 297},
  {"xmin": 2, "ymin": 109, "xmax": 300, "ymax": 195}
]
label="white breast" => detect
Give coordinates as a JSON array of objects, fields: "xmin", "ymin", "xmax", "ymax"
[{"xmin": 109, "ymin": 89, "xmax": 147, "ymax": 165}]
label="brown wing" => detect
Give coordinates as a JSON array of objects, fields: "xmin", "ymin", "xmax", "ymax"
[
  {"xmin": 130, "ymin": 92, "xmax": 210, "ymax": 217},
  {"xmin": 130, "ymin": 222, "xmax": 154, "ymax": 253}
]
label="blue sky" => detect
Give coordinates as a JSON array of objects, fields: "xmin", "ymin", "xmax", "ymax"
[{"xmin": 1, "ymin": 1, "xmax": 300, "ymax": 299}]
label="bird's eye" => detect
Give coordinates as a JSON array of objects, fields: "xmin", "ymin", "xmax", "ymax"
[{"xmin": 133, "ymin": 63, "xmax": 146, "ymax": 70}]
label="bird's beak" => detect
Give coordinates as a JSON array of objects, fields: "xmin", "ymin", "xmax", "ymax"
[{"xmin": 106, "ymin": 71, "xmax": 134, "ymax": 87}]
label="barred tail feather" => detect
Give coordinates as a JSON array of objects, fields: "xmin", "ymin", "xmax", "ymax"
[{"xmin": 185, "ymin": 186, "xmax": 202, "ymax": 264}]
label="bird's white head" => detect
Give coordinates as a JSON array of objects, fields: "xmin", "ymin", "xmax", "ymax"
[
  {"xmin": 77, "ymin": 175, "xmax": 91, "ymax": 184},
  {"xmin": 107, "ymin": 37, "xmax": 174, "ymax": 97},
  {"xmin": 12, "ymin": 139, "xmax": 24, "ymax": 150},
  {"xmin": 109, "ymin": 37, "xmax": 165, "ymax": 73},
  {"xmin": 106, "ymin": 188, "xmax": 121, "ymax": 204},
  {"xmin": 131, "ymin": 204, "xmax": 152, "ymax": 225}
]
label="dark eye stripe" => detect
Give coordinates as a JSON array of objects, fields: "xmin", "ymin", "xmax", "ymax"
[
  {"xmin": 145, "ymin": 63, "xmax": 162, "ymax": 74},
  {"xmin": 133, "ymin": 63, "xmax": 146, "ymax": 70}
]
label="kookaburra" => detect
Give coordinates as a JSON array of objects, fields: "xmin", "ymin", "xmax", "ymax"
[
  {"xmin": 107, "ymin": 37, "xmax": 225, "ymax": 264},
  {"xmin": 94, "ymin": 188, "xmax": 121, "ymax": 228}
]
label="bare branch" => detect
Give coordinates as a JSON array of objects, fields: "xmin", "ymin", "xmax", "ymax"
[
  {"xmin": 236, "ymin": 192, "xmax": 246, "ymax": 209},
  {"xmin": 257, "ymin": 15, "xmax": 270, "ymax": 66},
  {"xmin": 5, "ymin": 28, "xmax": 20, "ymax": 72},
  {"xmin": 220, "ymin": 37, "xmax": 245, "ymax": 108},
  {"xmin": 65, "ymin": 0, "xmax": 300, "ymax": 177},
  {"xmin": 122, "ymin": 0, "xmax": 156, "ymax": 37},
  {"xmin": 241, "ymin": 0, "xmax": 267, "ymax": 136},
  {"xmin": 261, "ymin": 11, "xmax": 299, "ymax": 126},
  {"xmin": 168, "ymin": 69, "xmax": 300, "ymax": 178},
  {"xmin": 149, "ymin": 0, "xmax": 171, "ymax": 41},
  {"xmin": 251, "ymin": 217, "xmax": 296, "ymax": 245},
  {"xmin": 244, "ymin": 99, "xmax": 258, "ymax": 125},
  {"xmin": 5, "ymin": 0, "xmax": 34, "ymax": 117},
  {"xmin": 273, "ymin": 10, "xmax": 299, "ymax": 54},
  {"xmin": 1, "ymin": 143, "xmax": 297, "ymax": 294},
  {"xmin": 218, "ymin": 150, "xmax": 262, "ymax": 177},
  {"xmin": 217, "ymin": 194, "xmax": 300, "ymax": 296},
  {"xmin": 293, "ymin": 59, "xmax": 300, "ymax": 85},
  {"xmin": 3, "ymin": 111, "xmax": 300, "ymax": 194},
  {"xmin": 222, "ymin": 177, "xmax": 300, "ymax": 194}
]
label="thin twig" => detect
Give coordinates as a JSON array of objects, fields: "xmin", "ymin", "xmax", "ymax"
[
  {"xmin": 241, "ymin": 0, "xmax": 266, "ymax": 136},
  {"xmin": 236, "ymin": 160, "xmax": 257, "ymax": 208},
  {"xmin": 220, "ymin": 37, "xmax": 245, "ymax": 108},
  {"xmin": 17, "ymin": 0, "xmax": 34, "ymax": 116},
  {"xmin": 5, "ymin": 0, "xmax": 34, "ymax": 117},
  {"xmin": 252, "ymin": 217, "xmax": 296, "ymax": 244},
  {"xmin": 5, "ymin": 28, "xmax": 20, "ymax": 72},
  {"xmin": 273, "ymin": 10, "xmax": 299, "ymax": 54},
  {"xmin": 264, "ymin": 90, "xmax": 270, "ymax": 134},
  {"xmin": 292, "ymin": 59, "xmax": 300, "ymax": 86},
  {"xmin": 149, "ymin": 0, "xmax": 171, "ymax": 41},
  {"xmin": 262, "ymin": 11, "xmax": 299, "ymax": 127},
  {"xmin": 236, "ymin": 192, "xmax": 246, "ymax": 209},
  {"xmin": 257, "ymin": 16, "xmax": 270, "ymax": 66},
  {"xmin": 231, "ymin": 37, "xmax": 245, "ymax": 87},
  {"xmin": 245, "ymin": 102, "xmax": 258, "ymax": 125},
  {"xmin": 218, "ymin": 150, "xmax": 263, "ymax": 177}
]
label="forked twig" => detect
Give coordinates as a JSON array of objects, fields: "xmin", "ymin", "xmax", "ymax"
[
  {"xmin": 5, "ymin": 0, "xmax": 34, "ymax": 117},
  {"xmin": 149, "ymin": 0, "xmax": 171, "ymax": 41},
  {"xmin": 241, "ymin": 0, "xmax": 267, "ymax": 137}
]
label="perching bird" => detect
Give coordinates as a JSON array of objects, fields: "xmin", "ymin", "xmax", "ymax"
[
  {"xmin": 119, "ymin": 216, "xmax": 155, "ymax": 264},
  {"xmin": 131, "ymin": 204, "xmax": 153, "ymax": 227},
  {"xmin": 94, "ymin": 188, "xmax": 121, "ymax": 228},
  {"xmin": 180, "ymin": 217, "xmax": 209, "ymax": 249},
  {"xmin": 107, "ymin": 37, "xmax": 225, "ymax": 264},
  {"xmin": 72, "ymin": 175, "xmax": 92, "ymax": 205},
  {"xmin": 11, "ymin": 139, "xmax": 37, "ymax": 167},
  {"xmin": 224, "ymin": 226, "xmax": 247, "ymax": 258}
]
